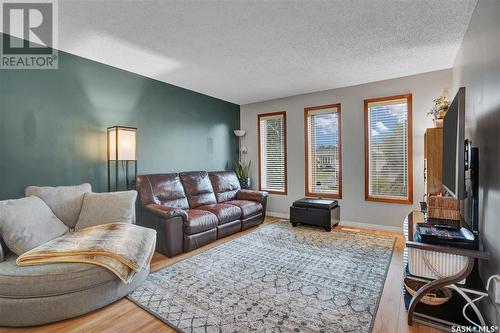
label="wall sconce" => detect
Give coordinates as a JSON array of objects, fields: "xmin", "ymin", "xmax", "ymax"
[
  {"xmin": 234, "ymin": 129, "xmax": 247, "ymax": 161},
  {"xmin": 107, "ymin": 126, "xmax": 137, "ymax": 191}
]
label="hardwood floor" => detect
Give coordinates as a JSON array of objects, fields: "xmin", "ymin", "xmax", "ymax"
[{"xmin": 0, "ymin": 217, "xmax": 440, "ymax": 333}]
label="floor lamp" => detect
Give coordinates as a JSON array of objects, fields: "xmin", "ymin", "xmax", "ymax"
[
  {"xmin": 107, "ymin": 126, "xmax": 137, "ymax": 192},
  {"xmin": 234, "ymin": 129, "xmax": 247, "ymax": 161}
]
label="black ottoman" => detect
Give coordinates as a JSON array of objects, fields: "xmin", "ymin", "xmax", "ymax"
[{"xmin": 290, "ymin": 198, "xmax": 340, "ymax": 231}]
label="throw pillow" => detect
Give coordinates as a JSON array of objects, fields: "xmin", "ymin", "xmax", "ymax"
[
  {"xmin": 74, "ymin": 191, "xmax": 138, "ymax": 231},
  {"xmin": 26, "ymin": 183, "xmax": 92, "ymax": 229},
  {"xmin": 0, "ymin": 196, "xmax": 69, "ymax": 255}
]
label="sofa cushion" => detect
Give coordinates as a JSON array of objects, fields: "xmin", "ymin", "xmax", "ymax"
[
  {"xmin": 180, "ymin": 171, "xmax": 217, "ymax": 208},
  {"xmin": 25, "ymin": 183, "xmax": 91, "ymax": 229},
  {"xmin": 0, "ymin": 196, "xmax": 69, "ymax": 255},
  {"xmin": 74, "ymin": 191, "xmax": 137, "ymax": 230},
  {"xmin": 184, "ymin": 209, "xmax": 218, "ymax": 235},
  {"xmin": 197, "ymin": 203, "xmax": 241, "ymax": 224},
  {"xmin": 208, "ymin": 171, "xmax": 241, "ymax": 203},
  {"xmin": 0, "ymin": 253, "xmax": 116, "ymax": 298},
  {"xmin": 135, "ymin": 173, "xmax": 189, "ymax": 209},
  {"xmin": 226, "ymin": 200, "xmax": 263, "ymax": 219}
]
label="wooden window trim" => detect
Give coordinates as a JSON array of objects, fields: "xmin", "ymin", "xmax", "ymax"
[
  {"xmin": 364, "ymin": 94, "xmax": 413, "ymax": 204},
  {"xmin": 304, "ymin": 103, "xmax": 342, "ymax": 199},
  {"xmin": 257, "ymin": 111, "xmax": 288, "ymax": 195}
]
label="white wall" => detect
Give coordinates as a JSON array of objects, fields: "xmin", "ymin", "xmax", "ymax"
[{"xmin": 240, "ymin": 69, "xmax": 452, "ymax": 229}]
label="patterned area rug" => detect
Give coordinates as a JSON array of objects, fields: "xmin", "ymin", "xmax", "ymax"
[{"xmin": 128, "ymin": 221, "xmax": 395, "ymax": 333}]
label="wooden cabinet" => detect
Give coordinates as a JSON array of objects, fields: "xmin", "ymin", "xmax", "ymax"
[{"xmin": 424, "ymin": 128, "xmax": 444, "ymax": 194}]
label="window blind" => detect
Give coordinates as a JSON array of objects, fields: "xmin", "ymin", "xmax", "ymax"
[
  {"xmin": 258, "ymin": 112, "xmax": 287, "ymax": 193},
  {"xmin": 305, "ymin": 105, "xmax": 341, "ymax": 197},
  {"xmin": 366, "ymin": 96, "xmax": 411, "ymax": 202}
]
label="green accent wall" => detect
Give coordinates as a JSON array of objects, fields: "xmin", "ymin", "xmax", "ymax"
[{"xmin": 0, "ymin": 38, "xmax": 240, "ymax": 199}]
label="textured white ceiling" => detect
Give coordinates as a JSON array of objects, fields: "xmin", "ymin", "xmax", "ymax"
[{"xmin": 49, "ymin": 1, "xmax": 478, "ymax": 104}]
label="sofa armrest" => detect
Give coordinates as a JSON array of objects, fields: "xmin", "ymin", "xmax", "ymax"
[
  {"xmin": 145, "ymin": 204, "xmax": 188, "ymax": 221},
  {"xmin": 237, "ymin": 189, "xmax": 268, "ymax": 203},
  {"xmin": 138, "ymin": 205, "xmax": 185, "ymax": 258}
]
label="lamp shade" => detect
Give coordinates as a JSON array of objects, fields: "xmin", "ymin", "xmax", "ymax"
[
  {"xmin": 107, "ymin": 126, "xmax": 137, "ymax": 161},
  {"xmin": 234, "ymin": 129, "xmax": 246, "ymax": 137}
]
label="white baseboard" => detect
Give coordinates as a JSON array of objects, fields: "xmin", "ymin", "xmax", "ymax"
[
  {"xmin": 267, "ymin": 211, "xmax": 289, "ymax": 219},
  {"xmin": 339, "ymin": 220, "xmax": 402, "ymax": 233},
  {"xmin": 267, "ymin": 211, "xmax": 402, "ymax": 233}
]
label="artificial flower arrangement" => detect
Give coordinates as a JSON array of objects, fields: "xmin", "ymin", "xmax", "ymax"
[{"xmin": 427, "ymin": 89, "xmax": 450, "ymax": 121}]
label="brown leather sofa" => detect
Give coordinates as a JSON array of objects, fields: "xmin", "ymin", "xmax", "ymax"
[{"xmin": 136, "ymin": 171, "xmax": 268, "ymax": 257}]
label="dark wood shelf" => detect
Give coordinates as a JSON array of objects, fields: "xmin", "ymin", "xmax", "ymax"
[{"xmin": 403, "ymin": 210, "xmax": 490, "ymax": 331}]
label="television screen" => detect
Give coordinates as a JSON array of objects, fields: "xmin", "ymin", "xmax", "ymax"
[{"xmin": 442, "ymin": 87, "xmax": 466, "ymax": 199}]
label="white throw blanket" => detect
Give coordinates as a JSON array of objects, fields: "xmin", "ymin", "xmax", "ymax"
[{"xmin": 17, "ymin": 223, "xmax": 156, "ymax": 283}]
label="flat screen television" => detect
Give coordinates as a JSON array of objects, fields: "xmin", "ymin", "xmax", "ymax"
[{"xmin": 442, "ymin": 87, "xmax": 466, "ymax": 199}]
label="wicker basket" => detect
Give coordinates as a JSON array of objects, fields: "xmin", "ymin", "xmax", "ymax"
[
  {"xmin": 427, "ymin": 194, "xmax": 460, "ymax": 220},
  {"xmin": 404, "ymin": 277, "xmax": 452, "ymax": 306}
]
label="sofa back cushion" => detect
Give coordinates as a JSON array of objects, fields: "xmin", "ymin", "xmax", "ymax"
[
  {"xmin": 209, "ymin": 171, "xmax": 241, "ymax": 203},
  {"xmin": 136, "ymin": 174, "xmax": 189, "ymax": 209},
  {"xmin": 25, "ymin": 183, "xmax": 91, "ymax": 229},
  {"xmin": 0, "ymin": 196, "xmax": 69, "ymax": 255},
  {"xmin": 74, "ymin": 191, "xmax": 138, "ymax": 230},
  {"xmin": 180, "ymin": 171, "xmax": 217, "ymax": 208}
]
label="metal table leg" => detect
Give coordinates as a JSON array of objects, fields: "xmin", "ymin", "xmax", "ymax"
[{"xmin": 407, "ymin": 256, "xmax": 475, "ymax": 325}]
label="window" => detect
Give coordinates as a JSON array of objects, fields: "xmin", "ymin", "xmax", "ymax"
[
  {"xmin": 305, "ymin": 104, "xmax": 342, "ymax": 198},
  {"xmin": 364, "ymin": 94, "xmax": 413, "ymax": 204},
  {"xmin": 258, "ymin": 111, "xmax": 287, "ymax": 194}
]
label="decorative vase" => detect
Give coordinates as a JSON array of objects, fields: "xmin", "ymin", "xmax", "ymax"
[
  {"xmin": 434, "ymin": 118, "xmax": 443, "ymax": 128},
  {"xmin": 438, "ymin": 108, "xmax": 448, "ymax": 119},
  {"xmin": 239, "ymin": 177, "xmax": 251, "ymax": 189}
]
